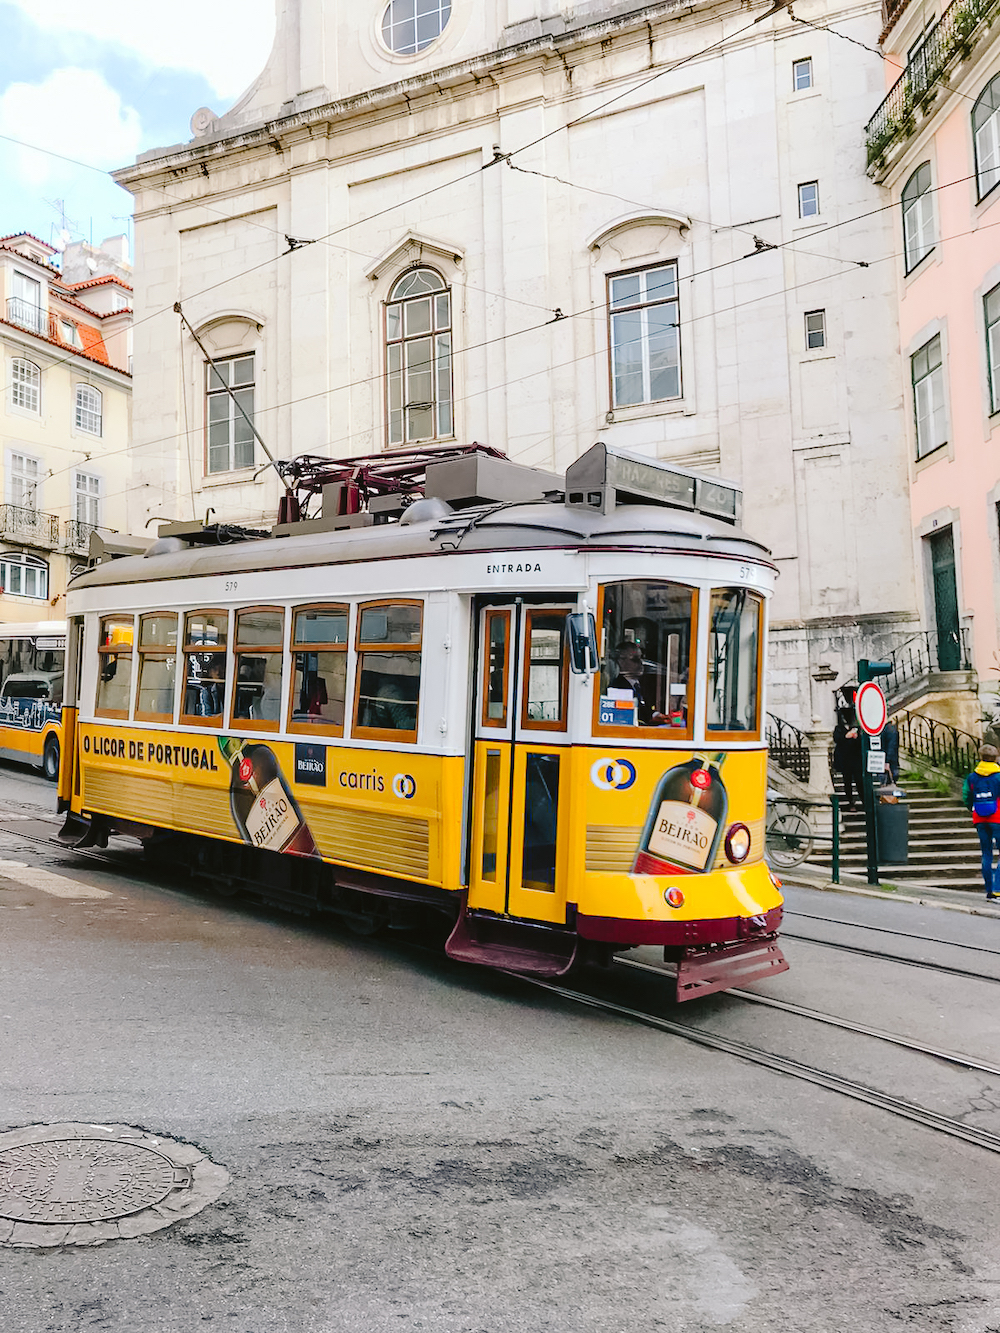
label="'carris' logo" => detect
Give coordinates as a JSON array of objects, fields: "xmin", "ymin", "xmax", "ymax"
[{"xmin": 392, "ymin": 773, "xmax": 417, "ymax": 799}]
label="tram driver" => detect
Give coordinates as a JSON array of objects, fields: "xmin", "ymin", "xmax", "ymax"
[{"xmin": 609, "ymin": 642, "xmax": 669, "ymax": 726}]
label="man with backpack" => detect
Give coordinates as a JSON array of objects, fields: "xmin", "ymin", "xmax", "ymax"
[{"xmin": 963, "ymin": 744, "xmax": 1000, "ymax": 900}]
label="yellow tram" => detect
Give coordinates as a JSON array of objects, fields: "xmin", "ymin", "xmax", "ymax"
[{"xmin": 61, "ymin": 443, "xmax": 787, "ymax": 999}]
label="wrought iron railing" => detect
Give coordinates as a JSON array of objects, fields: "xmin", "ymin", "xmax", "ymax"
[
  {"xmin": 0, "ymin": 504, "xmax": 59, "ymax": 548},
  {"xmin": 766, "ymin": 712, "xmax": 811, "ymax": 782},
  {"xmin": 866, "ymin": 0, "xmax": 1000, "ymax": 167},
  {"xmin": 895, "ymin": 708, "xmax": 981, "ymax": 778},
  {"xmin": 64, "ymin": 520, "xmax": 97, "ymax": 554},
  {"xmin": 884, "ymin": 628, "xmax": 972, "ymax": 697},
  {"xmin": 6, "ymin": 297, "xmax": 46, "ymax": 336}
]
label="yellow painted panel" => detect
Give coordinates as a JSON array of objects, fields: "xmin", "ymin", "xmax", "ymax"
[
  {"xmin": 84, "ymin": 767, "xmax": 235, "ymax": 838},
  {"xmin": 301, "ymin": 801, "xmax": 429, "ymax": 878}
]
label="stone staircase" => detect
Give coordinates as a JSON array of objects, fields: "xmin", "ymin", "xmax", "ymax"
[{"xmin": 808, "ymin": 777, "xmax": 987, "ymax": 890}]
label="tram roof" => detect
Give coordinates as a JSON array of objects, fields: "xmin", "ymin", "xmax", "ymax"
[{"xmin": 69, "ymin": 500, "xmax": 773, "ymax": 592}]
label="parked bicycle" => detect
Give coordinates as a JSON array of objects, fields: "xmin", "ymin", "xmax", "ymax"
[{"xmin": 765, "ymin": 789, "xmax": 814, "ymax": 869}]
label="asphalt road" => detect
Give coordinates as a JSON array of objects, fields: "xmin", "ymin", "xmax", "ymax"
[{"xmin": 1, "ymin": 763, "xmax": 999, "ymax": 1332}]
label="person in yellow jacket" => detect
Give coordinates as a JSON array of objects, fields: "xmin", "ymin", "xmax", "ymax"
[{"xmin": 962, "ymin": 745, "xmax": 1000, "ymax": 900}]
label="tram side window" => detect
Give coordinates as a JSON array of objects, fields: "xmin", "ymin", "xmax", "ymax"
[
  {"xmin": 289, "ymin": 605, "xmax": 348, "ymax": 734},
  {"xmin": 135, "ymin": 613, "xmax": 178, "ymax": 721},
  {"xmin": 181, "ymin": 611, "xmax": 229, "ymax": 726},
  {"xmin": 95, "ymin": 614, "xmax": 135, "ymax": 718},
  {"xmin": 354, "ymin": 601, "xmax": 422, "ymax": 742},
  {"xmin": 522, "ymin": 610, "xmax": 569, "ymax": 730},
  {"xmin": 707, "ymin": 589, "xmax": 762, "ymax": 736},
  {"xmin": 231, "ymin": 608, "xmax": 284, "ymax": 730},
  {"xmin": 596, "ymin": 581, "xmax": 695, "ymax": 734}
]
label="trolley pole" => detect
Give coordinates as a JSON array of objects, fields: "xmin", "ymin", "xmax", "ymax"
[{"xmin": 857, "ymin": 659, "xmax": 892, "ymax": 886}]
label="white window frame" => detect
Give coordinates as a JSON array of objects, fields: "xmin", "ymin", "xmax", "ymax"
[
  {"xmin": 384, "ymin": 268, "xmax": 453, "ymax": 446},
  {"xmin": 912, "ymin": 334, "xmax": 948, "ymax": 458},
  {"xmin": 206, "ymin": 352, "xmax": 255, "ymax": 475},
  {"xmin": 973, "ymin": 74, "xmax": 1000, "ymax": 202},
  {"xmin": 798, "ymin": 181, "xmax": 820, "ymax": 218},
  {"xmin": 380, "ymin": 0, "xmax": 451, "ymax": 54},
  {"xmin": 805, "ymin": 310, "xmax": 826, "ymax": 349},
  {"xmin": 0, "ymin": 551, "xmax": 48, "ymax": 600},
  {"xmin": 986, "ymin": 283, "xmax": 1000, "ymax": 416},
  {"xmin": 902, "ymin": 162, "xmax": 935, "ymax": 274},
  {"xmin": 75, "ymin": 384, "xmax": 103, "ymax": 435},
  {"xmin": 8, "ymin": 451, "xmax": 41, "ymax": 511},
  {"xmin": 74, "ymin": 471, "xmax": 101, "ymax": 526},
  {"xmin": 607, "ymin": 262, "xmax": 682, "ymax": 409},
  {"xmin": 792, "ymin": 58, "xmax": 813, "ymax": 91},
  {"xmin": 10, "ymin": 358, "xmax": 41, "ymax": 414}
]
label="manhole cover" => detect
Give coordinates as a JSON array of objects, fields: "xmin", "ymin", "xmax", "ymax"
[
  {"xmin": 0, "ymin": 1123, "xmax": 229, "ymax": 1248},
  {"xmin": 0, "ymin": 1138, "xmax": 184, "ymax": 1224}
]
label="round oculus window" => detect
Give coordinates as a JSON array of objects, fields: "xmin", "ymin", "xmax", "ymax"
[{"xmin": 381, "ymin": 0, "xmax": 451, "ymax": 55}]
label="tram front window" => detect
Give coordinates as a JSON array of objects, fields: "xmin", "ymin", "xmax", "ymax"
[
  {"xmin": 596, "ymin": 581, "xmax": 694, "ymax": 734},
  {"xmin": 707, "ymin": 588, "xmax": 762, "ymax": 736}
]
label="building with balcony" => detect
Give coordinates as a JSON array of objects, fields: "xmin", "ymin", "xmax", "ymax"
[
  {"xmin": 0, "ymin": 233, "xmax": 132, "ymax": 621},
  {"xmin": 866, "ymin": 0, "xmax": 1000, "ymax": 728}
]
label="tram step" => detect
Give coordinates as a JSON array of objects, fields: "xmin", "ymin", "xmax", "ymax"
[{"xmin": 445, "ymin": 907, "xmax": 578, "ymax": 978}]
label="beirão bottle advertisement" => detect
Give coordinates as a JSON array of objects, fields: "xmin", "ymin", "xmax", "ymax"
[{"xmin": 633, "ymin": 752, "xmax": 728, "ymax": 876}]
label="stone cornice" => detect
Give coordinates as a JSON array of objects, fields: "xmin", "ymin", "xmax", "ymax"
[{"xmin": 113, "ymin": 0, "xmax": 743, "ymax": 187}]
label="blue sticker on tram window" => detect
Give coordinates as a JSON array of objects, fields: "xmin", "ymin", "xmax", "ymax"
[{"xmin": 294, "ymin": 743, "xmax": 327, "ymax": 787}]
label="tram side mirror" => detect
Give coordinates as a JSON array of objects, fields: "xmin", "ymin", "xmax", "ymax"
[{"xmin": 567, "ymin": 613, "xmax": 599, "ymax": 674}]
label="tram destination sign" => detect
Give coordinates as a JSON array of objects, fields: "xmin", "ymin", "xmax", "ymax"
[{"xmin": 564, "ymin": 442, "xmax": 742, "ymax": 523}]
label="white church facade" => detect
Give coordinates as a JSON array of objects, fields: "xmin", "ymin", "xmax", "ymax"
[{"xmin": 114, "ymin": 0, "xmax": 919, "ymax": 728}]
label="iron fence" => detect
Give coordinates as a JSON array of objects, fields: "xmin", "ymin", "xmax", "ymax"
[
  {"xmin": 0, "ymin": 504, "xmax": 58, "ymax": 547},
  {"xmin": 64, "ymin": 520, "xmax": 97, "ymax": 554},
  {"xmin": 766, "ymin": 712, "xmax": 811, "ymax": 782},
  {"xmin": 866, "ymin": 0, "xmax": 1000, "ymax": 167},
  {"xmin": 895, "ymin": 708, "xmax": 980, "ymax": 778},
  {"xmin": 884, "ymin": 628, "xmax": 971, "ymax": 697}
]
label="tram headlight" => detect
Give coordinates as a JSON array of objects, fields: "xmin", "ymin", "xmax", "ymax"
[
  {"xmin": 663, "ymin": 887, "xmax": 685, "ymax": 908},
  {"xmin": 724, "ymin": 822, "xmax": 751, "ymax": 864}
]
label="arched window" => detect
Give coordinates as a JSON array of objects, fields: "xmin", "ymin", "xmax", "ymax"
[
  {"xmin": 0, "ymin": 551, "xmax": 48, "ymax": 599},
  {"xmin": 11, "ymin": 358, "xmax": 40, "ymax": 413},
  {"xmin": 902, "ymin": 162, "xmax": 935, "ymax": 273},
  {"xmin": 385, "ymin": 268, "xmax": 453, "ymax": 445},
  {"xmin": 973, "ymin": 74, "xmax": 1000, "ymax": 201},
  {"xmin": 75, "ymin": 384, "xmax": 102, "ymax": 435}
]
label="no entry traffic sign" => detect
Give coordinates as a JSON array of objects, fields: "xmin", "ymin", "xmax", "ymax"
[{"xmin": 855, "ymin": 680, "xmax": 887, "ymax": 736}]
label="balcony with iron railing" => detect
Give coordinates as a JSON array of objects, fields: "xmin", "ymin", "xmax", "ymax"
[
  {"xmin": 5, "ymin": 297, "xmax": 47, "ymax": 337},
  {"xmin": 0, "ymin": 504, "xmax": 59, "ymax": 549},
  {"xmin": 865, "ymin": 0, "xmax": 1000, "ymax": 173},
  {"xmin": 883, "ymin": 628, "xmax": 973, "ymax": 699},
  {"xmin": 64, "ymin": 520, "xmax": 98, "ymax": 554}
]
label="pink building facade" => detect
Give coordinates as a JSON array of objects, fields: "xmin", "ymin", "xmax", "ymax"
[{"xmin": 868, "ymin": 0, "xmax": 1000, "ymax": 718}]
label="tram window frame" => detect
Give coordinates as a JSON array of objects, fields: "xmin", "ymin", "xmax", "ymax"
[
  {"xmin": 95, "ymin": 613, "xmax": 135, "ymax": 720},
  {"xmin": 134, "ymin": 613, "xmax": 179, "ymax": 723},
  {"xmin": 592, "ymin": 581, "xmax": 698, "ymax": 740},
  {"xmin": 353, "ymin": 599, "xmax": 423, "ymax": 744},
  {"xmin": 705, "ymin": 587, "xmax": 764, "ymax": 741},
  {"xmin": 180, "ymin": 609, "xmax": 230, "ymax": 729},
  {"xmin": 520, "ymin": 609, "xmax": 570, "ymax": 733},
  {"xmin": 481, "ymin": 608, "xmax": 512, "ymax": 729},
  {"xmin": 288, "ymin": 603, "xmax": 350, "ymax": 737},
  {"xmin": 230, "ymin": 606, "xmax": 285, "ymax": 733}
]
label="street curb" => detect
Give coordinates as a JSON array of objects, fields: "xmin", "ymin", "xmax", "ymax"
[{"xmin": 777, "ymin": 866, "xmax": 1000, "ymax": 919}]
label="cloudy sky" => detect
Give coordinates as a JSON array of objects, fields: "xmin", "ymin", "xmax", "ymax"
[{"xmin": 0, "ymin": 0, "xmax": 275, "ymax": 259}]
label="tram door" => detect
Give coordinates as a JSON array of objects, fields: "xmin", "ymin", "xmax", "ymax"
[{"xmin": 468, "ymin": 601, "xmax": 573, "ymax": 924}]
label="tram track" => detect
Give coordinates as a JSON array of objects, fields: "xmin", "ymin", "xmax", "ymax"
[
  {"xmin": 514, "ymin": 970, "xmax": 1000, "ymax": 1158},
  {"xmin": 616, "ymin": 956, "xmax": 1000, "ymax": 1075},
  {"xmin": 785, "ymin": 909, "xmax": 1000, "ymax": 957},
  {"xmin": 8, "ymin": 814, "xmax": 1000, "ymax": 1156},
  {"xmin": 778, "ymin": 931, "xmax": 1000, "ymax": 984}
]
